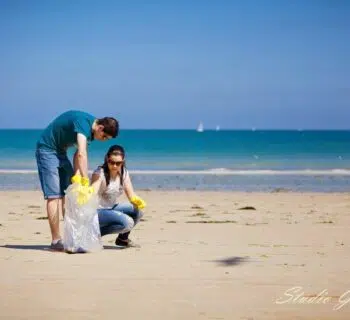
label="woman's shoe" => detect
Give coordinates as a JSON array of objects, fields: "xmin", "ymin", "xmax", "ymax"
[{"xmin": 115, "ymin": 238, "xmax": 140, "ymax": 249}]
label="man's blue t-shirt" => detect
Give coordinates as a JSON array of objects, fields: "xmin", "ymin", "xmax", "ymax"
[{"xmin": 37, "ymin": 110, "xmax": 96, "ymax": 153}]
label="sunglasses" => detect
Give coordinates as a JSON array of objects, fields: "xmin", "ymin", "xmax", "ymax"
[{"xmin": 108, "ymin": 159, "xmax": 124, "ymax": 166}]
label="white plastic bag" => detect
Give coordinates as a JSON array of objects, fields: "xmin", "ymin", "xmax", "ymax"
[{"xmin": 63, "ymin": 183, "xmax": 103, "ymax": 253}]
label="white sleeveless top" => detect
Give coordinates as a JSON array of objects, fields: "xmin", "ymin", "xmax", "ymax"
[{"xmin": 94, "ymin": 167, "xmax": 129, "ymax": 208}]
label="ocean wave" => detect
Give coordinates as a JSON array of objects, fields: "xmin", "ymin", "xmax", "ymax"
[{"xmin": 1, "ymin": 168, "xmax": 350, "ymax": 175}]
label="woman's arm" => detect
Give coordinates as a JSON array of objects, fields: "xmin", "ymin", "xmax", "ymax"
[
  {"xmin": 91, "ymin": 168, "xmax": 104, "ymax": 194},
  {"xmin": 124, "ymin": 172, "xmax": 147, "ymax": 209},
  {"xmin": 123, "ymin": 172, "xmax": 135, "ymax": 201},
  {"xmin": 91, "ymin": 171, "xmax": 100, "ymax": 184}
]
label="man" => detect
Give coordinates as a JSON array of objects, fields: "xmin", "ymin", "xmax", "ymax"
[{"xmin": 35, "ymin": 110, "xmax": 119, "ymax": 250}]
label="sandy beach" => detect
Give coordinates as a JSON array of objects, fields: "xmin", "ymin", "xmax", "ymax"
[{"xmin": 1, "ymin": 190, "xmax": 350, "ymax": 319}]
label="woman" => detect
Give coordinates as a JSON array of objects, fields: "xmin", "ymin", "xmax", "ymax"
[{"xmin": 91, "ymin": 145, "xmax": 146, "ymax": 249}]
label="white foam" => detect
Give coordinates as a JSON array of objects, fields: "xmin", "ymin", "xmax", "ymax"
[
  {"xmin": 131, "ymin": 169, "xmax": 350, "ymax": 175},
  {"xmin": 1, "ymin": 169, "xmax": 350, "ymax": 176},
  {"xmin": 0, "ymin": 169, "xmax": 37, "ymax": 174}
]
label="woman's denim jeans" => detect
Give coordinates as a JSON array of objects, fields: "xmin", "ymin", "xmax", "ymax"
[{"xmin": 97, "ymin": 203, "xmax": 143, "ymax": 236}]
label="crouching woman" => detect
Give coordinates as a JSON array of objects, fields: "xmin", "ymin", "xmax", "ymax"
[{"xmin": 91, "ymin": 145, "xmax": 146, "ymax": 248}]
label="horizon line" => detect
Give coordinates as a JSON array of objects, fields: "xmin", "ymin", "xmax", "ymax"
[{"xmin": 0, "ymin": 128, "xmax": 350, "ymax": 131}]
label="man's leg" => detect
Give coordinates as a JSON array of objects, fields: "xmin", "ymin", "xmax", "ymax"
[
  {"xmin": 58, "ymin": 154, "xmax": 74, "ymax": 219},
  {"xmin": 36, "ymin": 149, "xmax": 64, "ymax": 249},
  {"xmin": 47, "ymin": 198, "xmax": 62, "ymax": 241},
  {"xmin": 61, "ymin": 197, "xmax": 66, "ymax": 218}
]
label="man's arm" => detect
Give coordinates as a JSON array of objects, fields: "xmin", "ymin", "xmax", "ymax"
[{"xmin": 74, "ymin": 133, "xmax": 89, "ymax": 178}]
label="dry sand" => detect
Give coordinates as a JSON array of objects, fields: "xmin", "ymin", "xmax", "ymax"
[{"xmin": 0, "ymin": 190, "xmax": 350, "ymax": 319}]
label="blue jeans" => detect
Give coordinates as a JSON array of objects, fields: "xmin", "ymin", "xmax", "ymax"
[
  {"xmin": 98, "ymin": 203, "xmax": 143, "ymax": 236},
  {"xmin": 35, "ymin": 148, "xmax": 74, "ymax": 199}
]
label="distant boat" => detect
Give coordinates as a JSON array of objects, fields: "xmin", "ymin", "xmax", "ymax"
[
  {"xmin": 197, "ymin": 121, "xmax": 204, "ymax": 132},
  {"xmin": 215, "ymin": 125, "xmax": 220, "ymax": 131},
  {"xmin": 251, "ymin": 127, "xmax": 256, "ymax": 132}
]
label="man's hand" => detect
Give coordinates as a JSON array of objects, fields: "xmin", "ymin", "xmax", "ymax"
[
  {"xmin": 71, "ymin": 174, "xmax": 94, "ymax": 205},
  {"xmin": 130, "ymin": 195, "xmax": 146, "ymax": 209},
  {"xmin": 72, "ymin": 174, "xmax": 90, "ymax": 186},
  {"xmin": 73, "ymin": 185, "xmax": 95, "ymax": 206},
  {"xmin": 81, "ymin": 176, "xmax": 90, "ymax": 187},
  {"xmin": 71, "ymin": 174, "xmax": 82, "ymax": 184}
]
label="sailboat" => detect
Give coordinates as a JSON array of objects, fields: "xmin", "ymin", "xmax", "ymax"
[
  {"xmin": 215, "ymin": 125, "xmax": 220, "ymax": 131},
  {"xmin": 197, "ymin": 121, "xmax": 204, "ymax": 132}
]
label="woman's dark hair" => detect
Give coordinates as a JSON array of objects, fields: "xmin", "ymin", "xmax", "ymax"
[{"xmin": 101, "ymin": 145, "xmax": 126, "ymax": 186}]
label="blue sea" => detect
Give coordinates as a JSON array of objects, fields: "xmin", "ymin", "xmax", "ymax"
[{"xmin": 0, "ymin": 129, "xmax": 350, "ymax": 192}]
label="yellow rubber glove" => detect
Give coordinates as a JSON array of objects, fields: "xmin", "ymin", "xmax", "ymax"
[
  {"xmin": 130, "ymin": 195, "xmax": 146, "ymax": 209},
  {"xmin": 71, "ymin": 174, "xmax": 82, "ymax": 184},
  {"xmin": 81, "ymin": 176, "xmax": 90, "ymax": 187},
  {"xmin": 73, "ymin": 185, "xmax": 95, "ymax": 206}
]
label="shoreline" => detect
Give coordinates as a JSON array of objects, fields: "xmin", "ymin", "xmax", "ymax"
[{"xmin": 1, "ymin": 174, "xmax": 350, "ymax": 193}]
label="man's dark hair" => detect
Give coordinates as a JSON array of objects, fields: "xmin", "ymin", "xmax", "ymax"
[{"xmin": 97, "ymin": 117, "xmax": 119, "ymax": 138}]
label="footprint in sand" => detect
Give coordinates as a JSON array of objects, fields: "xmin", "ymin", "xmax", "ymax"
[
  {"xmin": 238, "ymin": 206, "xmax": 256, "ymax": 210},
  {"xmin": 186, "ymin": 220, "xmax": 237, "ymax": 224},
  {"xmin": 191, "ymin": 205, "xmax": 204, "ymax": 210}
]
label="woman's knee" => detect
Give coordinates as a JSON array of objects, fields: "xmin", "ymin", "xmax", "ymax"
[
  {"xmin": 128, "ymin": 204, "xmax": 144, "ymax": 221},
  {"xmin": 114, "ymin": 203, "xmax": 135, "ymax": 213},
  {"xmin": 114, "ymin": 203, "xmax": 143, "ymax": 220},
  {"xmin": 135, "ymin": 209, "xmax": 143, "ymax": 222},
  {"xmin": 121, "ymin": 215, "xmax": 134, "ymax": 232}
]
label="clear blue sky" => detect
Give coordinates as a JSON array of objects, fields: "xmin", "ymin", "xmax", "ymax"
[{"xmin": 0, "ymin": 0, "xmax": 349, "ymax": 129}]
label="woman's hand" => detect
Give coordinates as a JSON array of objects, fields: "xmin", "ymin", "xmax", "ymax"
[{"xmin": 130, "ymin": 195, "xmax": 146, "ymax": 209}]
